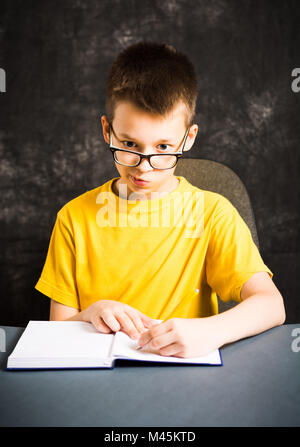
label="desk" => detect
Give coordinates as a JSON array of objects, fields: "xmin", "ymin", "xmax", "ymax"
[{"xmin": 0, "ymin": 324, "xmax": 299, "ymax": 427}]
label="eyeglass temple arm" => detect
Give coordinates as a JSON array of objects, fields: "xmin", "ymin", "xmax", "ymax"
[
  {"xmin": 109, "ymin": 123, "xmax": 114, "ymax": 145},
  {"xmin": 180, "ymin": 127, "xmax": 190, "ymax": 152}
]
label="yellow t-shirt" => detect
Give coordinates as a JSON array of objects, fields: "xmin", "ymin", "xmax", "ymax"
[{"xmin": 35, "ymin": 176, "xmax": 272, "ymax": 319}]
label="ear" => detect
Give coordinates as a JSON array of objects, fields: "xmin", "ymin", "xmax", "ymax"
[
  {"xmin": 101, "ymin": 115, "xmax": 110, "ymax": 145},
  {"xmin": 183, "ymin": 124, "xmax": 198, "ymax": 152}
]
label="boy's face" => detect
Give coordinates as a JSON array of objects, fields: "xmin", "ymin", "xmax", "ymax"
[{"xmin": 101, "ymin": 101, "xmax": 198, "ymax": 200}]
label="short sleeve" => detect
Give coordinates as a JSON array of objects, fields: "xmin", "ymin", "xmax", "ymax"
[
  {"xmin": 206, "ymin": 197, "xmax": 273, "ymax": 303},
  {"xmin": 35, "ymin": 208, "xmax": 80, "ymax": 310}
]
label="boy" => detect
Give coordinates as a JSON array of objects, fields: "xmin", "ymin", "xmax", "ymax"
[{"xmin": 35, "ymin": 42, "xmax": 285, "ymax": 358}]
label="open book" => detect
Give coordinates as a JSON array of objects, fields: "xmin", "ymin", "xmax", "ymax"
[{"xmin": 7, "ymin": 320, "xmax": 222, "ymax": 369}]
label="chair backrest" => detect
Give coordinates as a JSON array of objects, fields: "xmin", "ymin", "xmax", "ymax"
[
  {"xmin": 176, "ymin": 158, "xmax": 260, "ymax": 248},
  {"xmin": 176, "ymin": 158, "xmax": 260, "ymax": 313}
]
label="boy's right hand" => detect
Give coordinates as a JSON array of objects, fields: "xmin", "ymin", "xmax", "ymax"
[{"xmin": 81, "ymin": 300, "xmax": 155, "ymax": 340}]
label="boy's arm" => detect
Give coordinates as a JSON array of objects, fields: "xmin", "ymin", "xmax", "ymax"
[
  {"xmin": 50, "ymin": 299, "xmax": 80, "ymax": 321},
  {"xmin": 214, "ymin": 271, "xmax": 285, "ymax": 346},
  {"xmin": 137, "ymin": 272, "xmax": 286, "ymax": 358}
]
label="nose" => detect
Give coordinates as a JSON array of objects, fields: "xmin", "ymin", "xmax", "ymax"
[{"xmin": 136, "ymin": 156, "xmax": 153, "ymax": 172}]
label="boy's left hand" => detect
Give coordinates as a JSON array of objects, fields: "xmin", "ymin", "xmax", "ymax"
[{"xmin": 137, "ymin": 317, "xmax": 222, "ymax": 358}]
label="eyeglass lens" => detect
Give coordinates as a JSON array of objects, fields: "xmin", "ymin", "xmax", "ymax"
[{"xmin": 114, "ymin": 150, "xmax": 177, "ymax": 169}]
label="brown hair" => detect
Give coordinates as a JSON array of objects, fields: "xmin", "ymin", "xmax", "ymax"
[{"xmin": 105, "ymin": 41, "xmax": 198, "ymax": 126}]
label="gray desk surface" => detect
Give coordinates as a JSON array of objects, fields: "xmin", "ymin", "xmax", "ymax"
[{"xmin": 0, "ymin": 324, "xmax": 300, "ymax": 427}]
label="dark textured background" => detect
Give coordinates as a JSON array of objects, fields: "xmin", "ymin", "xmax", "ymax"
[{"xmin": 0, "ymin": 0, "xmax": 299, "ymax": 326}]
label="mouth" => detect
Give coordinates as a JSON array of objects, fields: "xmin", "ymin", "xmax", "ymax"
[{"xmin": 130, "ymin": 175, "xmax": 150, "ymax": 186}]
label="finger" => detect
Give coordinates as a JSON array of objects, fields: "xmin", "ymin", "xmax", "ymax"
[
  {"xmin": 139, "ymin": 313, "xmax": 157, "ymax": 328},
  {"xmin": 138, "ymin": 321, "xmax": 169, "ymax": 347},
  {"xmin": 138, "ymin": 329, "xmax": 152, "ymax": 347},
  {"xmin": 91, "ymin": 316, "xmax": 113, "ymax": 334},
  {"xmin": 123, "ymin": 305, "xmax": 155, "ymax": 331},
  {"xmin": 128, "ymin": 313, "xmax": 147, "ymax": 334},
  {"xmin": 150, "ymin": 330, "xmax": 177, "ymax": 351},
  {"xmin": 139, "ymin": 324, "xmax": 182, "ymax": 356},
  {"xmin": 159, "ymin": 342, "xmax": 183, "ymax": 357},
  {"xmin": 116, "ymin": 311, "xmax": 140, "ymax": 339},
  {"xmin": 127, "ymin": 310, "xmax": 157, "ymax": 334},
  {"xmin": 101, "ymin": 311, "xmax": 121, "ymax": 332},
  {"xmin": 123, "ymin": 308, "xmax": 146, "ymax": 333}
]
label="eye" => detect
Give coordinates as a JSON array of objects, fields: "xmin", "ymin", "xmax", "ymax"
[
  {"xmin": 123, "ymin": 141, "xmax": 136, "ymax": 149},
  {"xmin": 158, "ymin": 144, "xmax": 171, "ymax": 151}
]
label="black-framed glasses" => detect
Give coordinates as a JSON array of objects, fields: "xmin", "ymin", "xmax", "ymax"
[{"xmin": 108, "ymin": 124, "xmax": 190, "ymax": 170}]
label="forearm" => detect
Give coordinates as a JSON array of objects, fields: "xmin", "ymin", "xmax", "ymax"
[
  {"xmin": 49, "ymin": 299, "xmax": 87, "ymax": 322},
  {"xmin": 65, "ymin": 311, "xmax": 86, "ymax": 322},
  {"xmin": 211, "ymin": 292, "xmax": 286, "ymax": 347}
]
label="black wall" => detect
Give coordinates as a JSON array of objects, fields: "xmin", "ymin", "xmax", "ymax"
[{"xmin": 0, "ymin": 0, "xmax": 299, "ymax": 326}]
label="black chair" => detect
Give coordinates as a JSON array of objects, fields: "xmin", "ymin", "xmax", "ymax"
[{"xmin": 176, "ymin": 158, "xmax": 260, "ymax": 312}]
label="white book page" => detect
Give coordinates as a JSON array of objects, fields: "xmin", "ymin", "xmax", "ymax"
[
  {"xmin": 112, "ymin": 331, "xmax": 222, "ymax": 365},
  {"xmin": 8, "ymin": 321, "xmax": 114, "ymax": 368}
]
